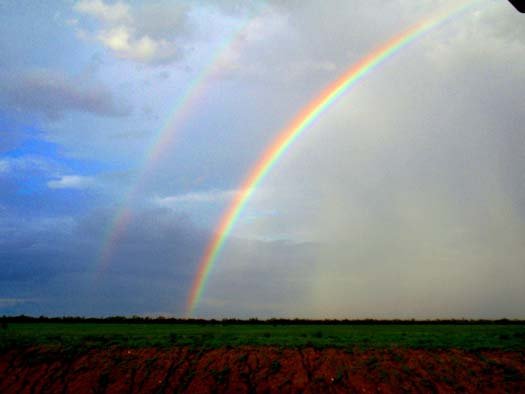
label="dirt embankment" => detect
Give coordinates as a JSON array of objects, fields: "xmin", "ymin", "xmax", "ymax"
[{"xmin": 1, "ymin": 346, "xmax": 524, "ymax": 393}]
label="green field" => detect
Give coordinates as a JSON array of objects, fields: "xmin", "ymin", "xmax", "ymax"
[{"xmin": 1, "ymin": 323, "xmax": 525, "ymax": 351}]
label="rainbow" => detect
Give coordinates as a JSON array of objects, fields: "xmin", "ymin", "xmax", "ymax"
[
  {"xmin": 96, "ymin": 10, "xmax": 266, "ymax": 273},
  {"xmin": 186, "ymin": 0, "xmax": 483, "ymax": 316}
]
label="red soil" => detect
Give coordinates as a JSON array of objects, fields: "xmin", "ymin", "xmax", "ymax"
[{"xmin": 1, "ymin": 346, "xmax": 524, "ymax": 393}]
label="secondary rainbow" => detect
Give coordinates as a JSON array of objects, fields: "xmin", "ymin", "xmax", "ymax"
[
  {"xmin": 186, "ymin": 0, "xmax": 483, "ymax": 315},
  {"xmin": 96, "ymin": 11, "xmax": 265, "ymax": 273}
]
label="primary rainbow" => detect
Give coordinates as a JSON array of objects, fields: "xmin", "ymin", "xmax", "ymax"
[
  {"xmin": 96, "ymin": 10, "xmax": 265, "ymax": 273},
  {"xmin": 186, "ymin": 0, "xmax": 482, "ymax": 316}
]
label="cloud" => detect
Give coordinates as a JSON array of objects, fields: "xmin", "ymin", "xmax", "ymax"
[
  {"xmin": 97, "ymin": 26, "xmax": 179, "ymax": 64},
  {"xmin": 0, "ymin": 69, "xmax": 131, "ymax": 120},
  {"xmin": 155, "ymin": 189, "xmax": 241, "ymax": 206},
  {"xmin": 47, "ymin": 175, "xmax": 95, "ymax": 190},
  {"xmin": 0, "ymin": 207, "xmax": 206, "ymax": 316},
  {"xmin": 0, "ymin": 205, "xmax": 315, "ymax": 317},
  {"xmin": 74, "ymin": 0, "xmax": 131, "ymax": 23},
  {"xmin": 0, "ymin": 156, "xmax": 56, "ymax": 175},
  {"xmin": 198, "ymin": 238, "xmax": 318, "ymax": 318},
  {"xmin": 184, "ymin": 0, "xmax": 525, "ymax": 318},
  {"xmin": 0, "ymin": 298, "xmax": 34, "ymax": 308},
  {"xmin": 0, "ymin": 160, "xmax": 9, "ymax": 173},
  {"xmin": 1, "ymin": 0, "xmax": 524, "ymax": 318},
  {"xmin": 478, "ymin": 3, "xmax": 525, "ymax": 44},
  {"xmin": 73, "ymin": 0, "xmax": 189, "ymax": 64}
]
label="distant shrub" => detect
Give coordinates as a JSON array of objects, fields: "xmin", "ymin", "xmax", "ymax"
[
  {"xmin": 334, "ymin": 368, "xmax": 345, "ymax": 383},
  {"xmin": 313, "ymin": 331, "xmax": 323, "ymax": 338},
  {"xmin": 392, "ymin": 352, "xmax": 405, "ymax": 363},
  {"xmin": 238, "ymin": 353, "xmax": 248, "ymax": 362},
  {"xmin": 365, "ymin": 356, "xmax": 379, "ymax": 367},
  {"xmin": 401, "ymin": 364, "xmax": 411, "ymax": 374},
  {"xmin": 98, "ymin": 372, "xmax": 110, "ymax": 390},
  {"xmin": 502, "ymin": 364, "xmax": 521, "ymax": 382},
  {"xmin": 210, "ymin": 367, "xmax": 230, "ymax": 383}
]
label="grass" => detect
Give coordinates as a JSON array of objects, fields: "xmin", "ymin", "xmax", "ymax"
[{"xmin": 1, "ymin": 323, "xmax": 524, "ymax": 351}]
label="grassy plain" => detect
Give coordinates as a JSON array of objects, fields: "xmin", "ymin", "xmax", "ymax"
[{"xmin": 1, "ymin": 323, "xmax": 524, "ymax": 351}]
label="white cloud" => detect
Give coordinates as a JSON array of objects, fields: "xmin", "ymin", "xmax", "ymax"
[
  {"xmin": 0, "ymin": 159, "xmax": 9, "ymax": 173},
  {"xmin": 155, "ymin": 189, "xmax": 242, "ymax": 207},
  {"xmin": 98, "ymin": 26, "xmax": 178, "ymax": 63},
  {"xmin": 47, "ymin": 175, "xmax": 95, "ymax": 189},
  {"xmin": 74, "ymin": 0, "xmax": 131, "ymax": 23},
  {"xmin": 0, "ymin": 156, "xmax": 55, "ymax": 174},
  {"xmin": 73, "ymin": 0, "xmax": 187, "ymax": 64}
]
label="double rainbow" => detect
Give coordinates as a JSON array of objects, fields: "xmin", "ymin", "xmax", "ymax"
[
  {"xmin": 96, "ymin": 10, "xmax": 266, "ymax": 273},
  {"xmin": 186, "ymin": 0, "xmax": 482, "ymax": 316}
]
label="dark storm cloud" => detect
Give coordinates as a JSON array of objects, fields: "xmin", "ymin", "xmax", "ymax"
[
  {"xmin": 0, "ymin": 207, "xmax": 205, "ymax": 316},
  {"xmin": 0, "ymin": 70, "xmax": 131, "ymax": 120},
  {"xmin": 0, "ymin": 213, "xmax": 80, "ymax": 283},
  {"xmin": 0, "ymin": 203, "xmax": 319, "ymax": 317},
  {"xmin": 78, "ymin": 207, "xmax": 207, "ymax": 276}
]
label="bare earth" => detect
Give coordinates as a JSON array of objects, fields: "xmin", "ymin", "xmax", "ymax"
[{"xmin": 1, "ymin": 346, "xmax": 524, "ymax": 393}]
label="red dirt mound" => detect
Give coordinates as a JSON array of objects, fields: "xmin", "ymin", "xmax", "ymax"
[{"xmin": 1, "ymin": 346, "xmax": 524, "ymax": 393}]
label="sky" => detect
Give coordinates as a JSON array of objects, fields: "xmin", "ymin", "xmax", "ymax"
[{"xmin": 1, "ymin": 0, "xmax": 524, "ymax": 318}]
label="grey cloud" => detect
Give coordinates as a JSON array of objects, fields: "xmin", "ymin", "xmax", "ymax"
[
  {"xmin": 208, "ymin": 1, "xmax": 525, "ymax": 318},
  {"xmin": 196, "ymin": 0, "xmax": 414, "ymax": 86},
  {"xmin": 133, "ymin": 2, "xmax": 190, "ymax": 41},
  {"xmin": 0, "ymin": 207, "xmax": 203, "ymax": 315},
  {"xmin": 478, "ymin": 3, "xmax": 525, "ymax": 43},
  {"xmin": 0, "ymin": 69, "xmax": 131, "ymax": 120},
  {"xmin": 0, "ymin": 204, "xmax": 321, "ymax": 317},
  {"xmin": 198, "ymin": 238, "xmax": 318, "ymax": 318},
  {"xmin": 2, "ymin": 0, "xmax": 524, "ymax": 318},
  {"xmin": 206, "ymin": 0, "xmax": 525, "ymax": 86}
]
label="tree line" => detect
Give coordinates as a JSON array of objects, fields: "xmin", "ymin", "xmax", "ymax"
[{"xmin": 1, "ymin": 315, "xmax": 523, "ymax": 325}]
